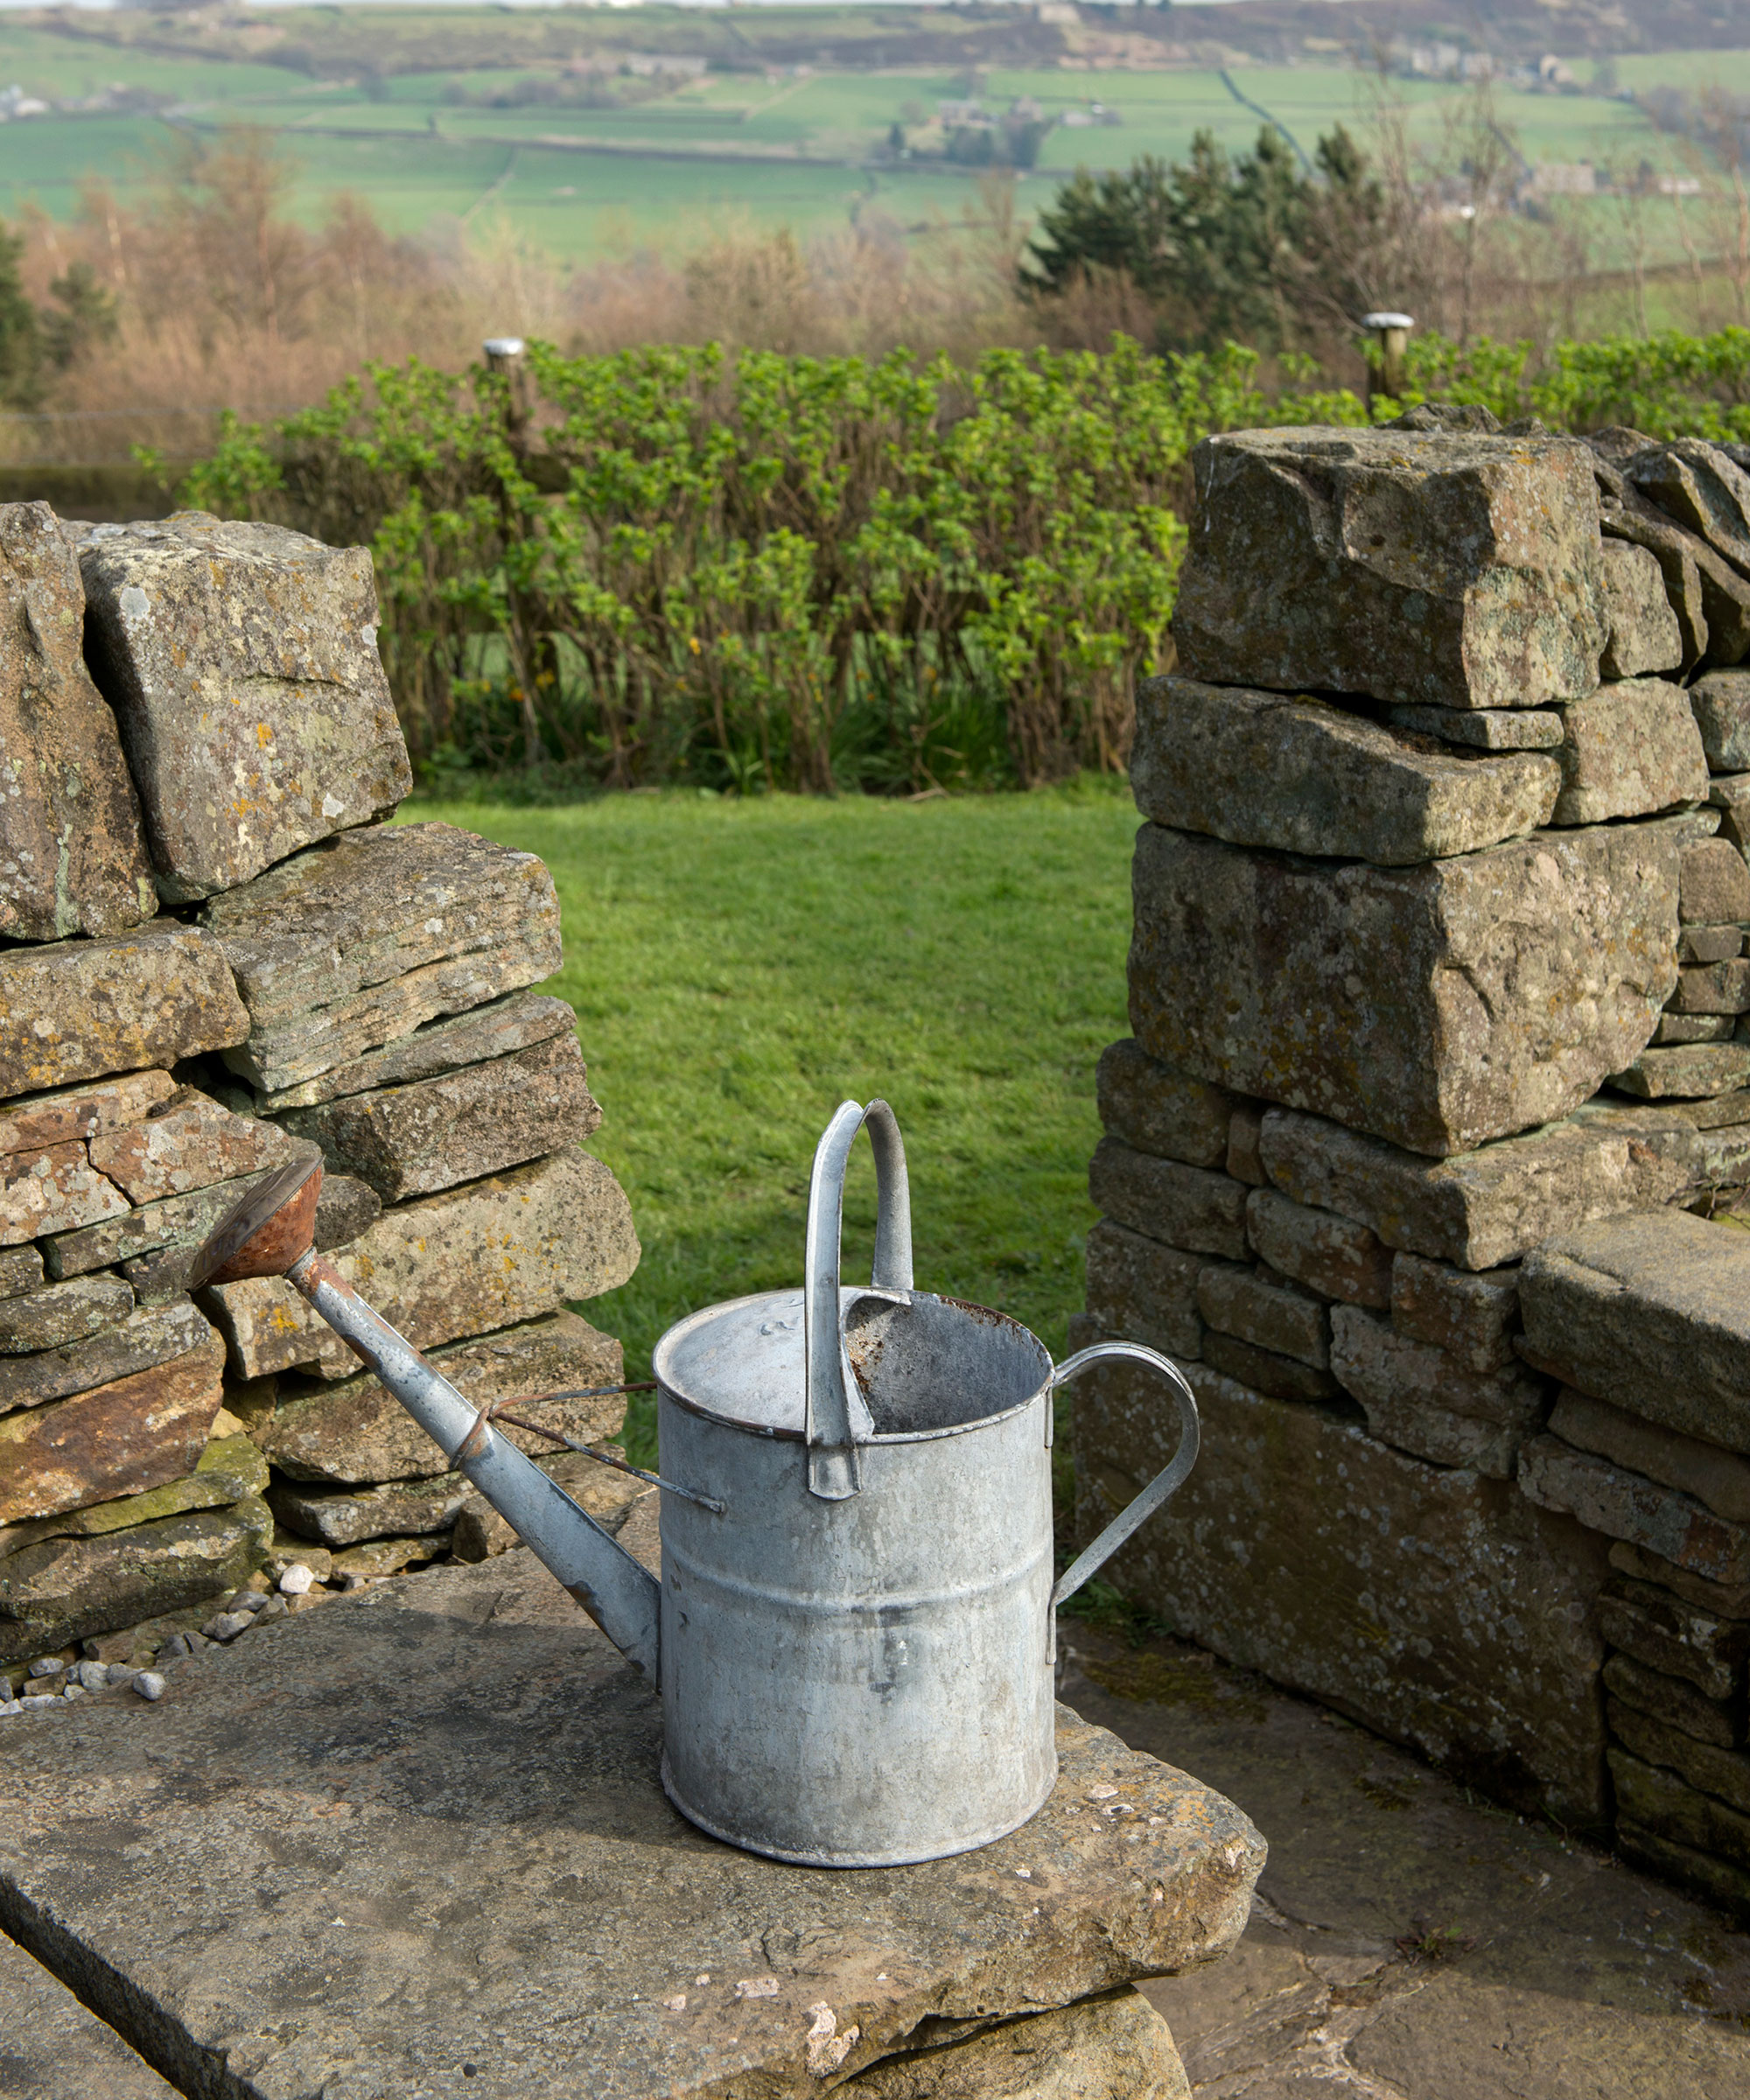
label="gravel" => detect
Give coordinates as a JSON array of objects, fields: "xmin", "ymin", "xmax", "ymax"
[
  {"xmin": 133, "ymin": 1672, "xmax": 166, "ymax": 1703},
  {"xmin": 278, "ymin": 1564, "xmax": 315, "ymax": 1596}
]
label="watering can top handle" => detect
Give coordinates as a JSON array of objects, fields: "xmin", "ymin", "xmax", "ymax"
[
  {"xmin": 1047, "ymin": 1341, "xmax": 1200, "ymax": 1612},
  {"xmin": 804, "ymin": 1099, "xmax": 914, "ymax": 1492}
]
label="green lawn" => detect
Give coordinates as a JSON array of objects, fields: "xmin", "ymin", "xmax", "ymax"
[{"xmin": 401, "ymin": 781, "xmax": 1138, "ymax": 1466}]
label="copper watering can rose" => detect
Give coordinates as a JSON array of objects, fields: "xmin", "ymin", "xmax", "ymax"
[{"xmin": 193, "ymin": 1100, "xmax": 1199, "ymax": 1867}]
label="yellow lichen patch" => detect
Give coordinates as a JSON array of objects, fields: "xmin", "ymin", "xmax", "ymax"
[{"xmin": 256, "ymin": 724, "xmax": 274, "ymax": 747}]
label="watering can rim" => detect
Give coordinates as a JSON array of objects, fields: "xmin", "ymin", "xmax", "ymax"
[{"xmin": 652, "ymin": 1281, "xmax": 1054, "ymax": 1447}]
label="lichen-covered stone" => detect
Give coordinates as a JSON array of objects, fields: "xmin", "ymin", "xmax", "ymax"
[
  {"xmin": 202, "ymin": 822, "xmax": 564, "ymax": 1094},
  {"xmin": 1130, "ymin": 676, "xmax": 1558, "ymax": 865},
  {"xmin": 1606, "ymin": 1650, "xmax": 1740, "ymax": 1748},
  {"xmin": 1173, "ymin": 427, "xmax": 1607, "ymax": 710},
  {"xmin": 1390, "ymin": 1254, "xmax": 1519, "ymax": 1373},
  {"xmin": 1611, "ymin": 1042, "xmax": 1750, "ymax": 1098},
  {"xmin": 80, "ymin": 512, "xmax": 410, "ymax": 901},
  {"xmin": 0, "ymin": 925, "xmax": 248, "ymax": 1096},
  {"xmin": 0, "ymin": 1274, "xmax": 132, "ymax": 1356},
  {"xmin": 1598, "ymin": 538, "xmax": 1684, "ymax": 680},
  {"xmin": 1518, "ymin": 1434, "xmax": 1750, "ymax": 1586},
  {"xmin": 1197, "ymin": 1262, "xmax": 1328, "ymax": 1368},
  {"xmin": 276, "ymin": 1032, "xmax": 598, "ymax": 1201},
  {"xmin": 847, "ymin": 1992, "xmax": 1189, "ymax": 2100},
  {"xmin": 1386, "ymin": 704, "xmax": 1564, "ymax": 751},
  {"xmin": 1130, "ymin": 820, "xmax": 1684, "ymax": 1158},
  {"xmin": 44, "ymin": 1165, "xmax": 305, "ymax": 1280},
  {"xmin": 1082, "ymin": 1222, "xmax": 1202, "ymax": 1362},
  {"xmin": 1094, "ymin": 1040, "xmax": 1232, "ymax": 1169},
  {"xmin": 1328, "ymin": 1305, "xmax": 1548, "ymax": 1478},
  {"xmin": 1670, "ymin": 959, "xmax": 1750, "ymax": 1013},
  {"xmin": 1257, "ymin": 1101, "xmax": 1702, "ymax": 1270},
  {"xmin": 1710, "ymin": 772, "xmax": 1750, "ymax": 854},
  {"xmin": 1088, "ymin": 1139, "xmax": 1248, "ymax": 1261},
  {"xmin": 1679, "ymin": 836, "xmax": 1750, "ymax": 924},
  {"xmin": 1242, "ymin": 1187, "xmax": 1391, "ymax": 1307},
  {"xmin": 0, "ymin": 501, "xmax": 156, "ymax": 941},
  {"xmin": 1689, "ymin": 668, "xmax": 1750, "ymax": 772},
  {"xmin": 1551, "ymin": 1388, "xmax": 1750, "ymax": 1523},
  {"xmin": 0, "ymin": 1433, "xmax": 265, "ymax": 1565},
  {"xmin": 0, "ymin": 1246, "xmax": 41, "ymax": 1300},
  {"xmin": 1628, "ymin": 438, "xmax": 1750, "ymax": 578},
  {"xmin": 0, "ymin": 1298, "xmax": 214, "ymax": 1418},
  {"xmin": 0, "ymin": 1909, "xmax": 178, "ymax": 2100},
  {"xmin": 1611, "ymin": 1704, "xmax": 1750, "ymax": 1821},
  {"xmin": 252, "ymin": 988, "xmax": 575, "ymax": 1113},
  {"xmin": 0, "ymin": 1069, "xmax": 173, "ymax": 1157},
  {"xmin": 1610, "ymin": 1751, "xmax": 1750, "ymax": 1886},
  {"xmin": 1548, "ymin": 680, "xmax": 1708, "ymax": 826},
  {"xmin": 1679, "ymin": 924, "xmax": 1743, "ymax": 962},
  {"xmin": 87, "ymin": 1088, "xmax": 298, "ymax": 1203},
  {"xmin": 1594, "ymin": 444, "xmax": 1750, "ymax": 670},
  {"xmin": 0, "ymin": 1142, "xmax": 129, "ymax": 1247}
]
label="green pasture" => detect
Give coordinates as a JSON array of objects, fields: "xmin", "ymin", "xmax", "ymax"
[{"xmin": 398, "ymin": 781, "xmax": 1139, "ymax": 1467}]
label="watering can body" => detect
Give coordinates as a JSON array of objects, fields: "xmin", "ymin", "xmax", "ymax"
[{"xmin": 200, "ymin": 1102, "xmax": 1198, "ymax": 1868}]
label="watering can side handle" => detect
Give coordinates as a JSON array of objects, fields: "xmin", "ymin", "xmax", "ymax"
[{"xmin": 1046, "ymin": 1342, "xmax": 1200, "ymax": 1613}]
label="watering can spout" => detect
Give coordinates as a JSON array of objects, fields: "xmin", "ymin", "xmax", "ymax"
[{"xmin": 190, "ymin": 1157, "xmax": 663, "ymax": 1676}]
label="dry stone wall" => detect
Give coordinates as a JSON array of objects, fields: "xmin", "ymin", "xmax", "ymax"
[
  {"xmin": 1077, "ymin": 421, "xmax": 1750, "ymax": 1913},
  {"xmin": 0, "ymin": 506, "xmax": 640, "ymax": 1703}
]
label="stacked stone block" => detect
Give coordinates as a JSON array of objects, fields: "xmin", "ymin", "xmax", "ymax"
[
  {"xmin": 1076, "ymin": 423, "xmax": 1750, "ymax": 1900},
  {"xmin": 0, "ymin": 507, "xmax": 640, "ymax": 1693}
]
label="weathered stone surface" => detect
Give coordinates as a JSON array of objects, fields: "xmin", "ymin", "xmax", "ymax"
[
  {"xmin": 846, "ymin": 1992, "xmax": 1189, "ymax": 2100},
  {"xmin": 0, "ymin": 924, "xmax": 247, "ymax": 1096},
  {"xmin": 1651, "ymin": 1012, "xmax": 1735, "ymax": 1046},
  {"xmin": 1610, "ymin": 1749, "xmax": 1750, "ymax": 1876},
  {"xmin": 1519, "ymin": 1209, "xmax": 1750, "ymax": 1449},
  {"xmin": 1612, "ymin": 1041, "xmax": 1750, "ymax": 1097},
  {"xmin": 0, "ymin": 1244, "xmax": 41, "ymax": 1299},
  {"xmin": 277, "ymin": 1032, "xmax": 598, "ymax": 1202},
  {"xmin": 1328, "ymin": 1306, "xmax": 1547, "ymax": 1477},
  {"xmin": 1610, "ymin": 1702, "xmax": 1750, "ymax": 1819},
  {"xmin": 1390, "ymin": 1253, "xmax": 1519, "ymax": 1372},
  {"xmin": 0, "ymin": 1328, "xmax": 226, "ymax": 1524},
  {"xmin": 44, "ymin": 1165, "xmax": 299, "ymax": 1279},
  {"xmin": 1386, "ymin": 704, "xmax": 1564, "ymax": 750},
  {"xmin": 1083, "ymin": 1221, "xmax": 1202, "ymax": 1362},
  {"xmin": 0, "ymin": 1923, "xmax": 177, "ymax": 2100},
  {"xmin": 1680, "ymin": 835, "xmax": 1750, "ymax": 922},
  {"xmin": 1606, "ymin": 1650, "xmax": 1740, "ymax": 1748},
  {"xmin": 0, "ymin": 501, "xmax": 156, "ymax": 941},
  {"xmin": 1598, "ymin": 446, "xmax": 1750, "ymax": 668},
  {"xmin": 1690, "ymin": 1086, "xmax": 1750, "ymax": 1128},
  {"xmin": 0, "ymin": 1273, "xmax": 132, "ymax": 1355},
  {"xmin": 203, "ymin": 822, "xmax": 564, "ymax": 1094},
  {"xmin": 1518, "ymin": 1435, "xmax": 1750, "ymax": 1587},
  {"xmin": 1071, "ymin": 1356, "xmax": 1613, "ymax": 1828},
  {"xmin": 1680, "ymin": 922, "xmax": 1745, "ymax": 962},
  {"xmin": 452, "ymin": 1454, "xmax": 648, "ymax": 1563},
  {"xmin": 1130, "ymin": 676, "xmax": 1559, "ymax": 865},
  {"xmin": 1617, "ymin": 1816, "xmax": 1750, "ymax": 1922},
  {"xmin": 1598, "ymin": 537, "xmax": 1684, "ymax": 679},
  {"xmin": 1628, "ymin": 438, "xmax": 1750, "ymax": 578},
  {"xmin": 1548, "ymin": 679, "xmax": 1708, "ymax": 826},
  {"xmin": 0, "ymin": 1068, "xmax": 172, "ymax": 1156},
  {"xmin": 1197, "ymin": 1329, "xmax": 1342, "ymax": 1404},
  {"xmin": 1600, "ymin": 1577, "xmax": 1747, "ymax": 1701},
  {"xmin": 1173, "ymin": 427, "xmax": 1606, "ymax": 711},
  {"xmin": 1670, "ymin": 958, "xmax": 1750, "ymax": 1012},
  {"xmin": 1130, "ymin": 820, "xmax": 1683, "ymax": 1158},
  {"xmin": 0, "ymin": 1142, "xmax": 129, "ymax": 1247},
  {"xmin": 1095, "ymin": 1040, "xmax": 1231, "ymax": 1170},
  {"xmin": 1609, "ymin": 1536, "xmax": 1750, "ymax": 1620},
  {"xmin": 1689, "ymin": 668, "xmax": 1750, "ymax": 773},
  {"xmin": 0, "ymin": 1493, "xmax": 269, "ymax": 1666},
  {"xmin": 0, "ymin": 1433, "xmax": 265, "ymax": 1565},
  {"xmin": 1088, "ymin": 1140, "xmax": 1247, "ymax": 1261},
  {"xmin": 1243, "ymin": 1187, "xmax": 1391, "ymax": 1307},
  {"xmin": 87, "ymin": 1087, "xmax": 298, "ymax": 1202},
  {"xmin": 267, "ymin": 1468, "xmax": 472, "ymax": 1546},
  {"xmin": 252, "ymin": 987, "xmax": 576, "ymax": 1113},
  {"xmin": 1553, "ymin": 1388, "xmax": 1750, "ymax": 1524},
  {"xmin": 1223, "ymin": 1104, "xmax": 1265, "ymax": 1187},
  {"xmin": 0, "ymin": 1298, "xmax": 213, "ymax": 1418},
  {"xmin": 1257, "ymin": 1102, "xmax": 1702, "ymax": 1270},
  {"xmin": 0, "ymin": 1550, "xmax": 1262, "ymax": 2100},
  {"xmin": 1197, "ymin": 1263, "xmax": 1327, "ymax": 1368},
  {"xmin": 80, "ymin": 512, "xmax": 410, "ymax": 901},
  {"xmin": 262, "ymin": 1309, "xmax": 624, "ymax": 1483},
  {"xmin": 1712, "ymin": 771, "xmax": 1750, "ymax": 853}
]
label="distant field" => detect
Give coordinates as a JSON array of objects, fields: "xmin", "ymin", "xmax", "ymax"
[{"xmin": 0, "ymin": 10, "xmax": 1726, "ymax": 271}]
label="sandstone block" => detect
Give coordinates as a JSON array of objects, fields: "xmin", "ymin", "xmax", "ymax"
[
  {"xmin": 1610, "ymin": 1537, "xmax": 1750, "ymax": 1620},
  {"xmin": 1197, "ymin": 1262, "xmax": 1328, "ymax": 1368},
  {"xmin": 451, "ymin": 1452, "xmax": 648, "ymax": 1564},
  {"xmin": 1610, "ymin": 1702, "xmax": 1750, "ymax": 1819},
  {"xmin": 1256, "ymin": 1102, "xmax": 1702, "ymax": 1270},
  {"xmin": 1628, "ymin": 438, "xmax": 1750, "ymax": 578},
  {"xmin": 0, "ymin": 1922, "xmax": 178, "ymax": 2100},
  {"xmin": 1681, "ymin": 924, "xmax": 1745, "ymax": 962},
  {"xmin": 1173, "ymin": 427, "xmax": 1606, "ymax": 710},
  {"xmin": 849, "ymin": 1990, "xmax": 1189, "ymax": 2100},
  {"xmin": 0, "ymin": 1298, "xmax": 214, "ymax": 1418},
  {"xmin": 0, "ymin": 1274, "xmax": 132, "ymax": 1356},
  {"xmin": 0, "ymin": 500, "xmax": 155, "ymax": 940},
  {"xmin": 45, "ymin": 1166, "xmax": 302, "ymax": 1280},
  {"xmin": 276, "ymin": 1032, "xmax": 598, "ymax": 1202},
  {"xmin": 1617, "ymin": 1818, "xmax": 1750, "ymax": 1923},
  {"xmin": 1679, "ymin": 836, "xmax": 1750, "ymax": 922},
  {"xmin": 203, "ymin": 1150, "xmax": 637, "ymax": 1381},
  {"xmin": 1130, "ymin": 676, "xmax": 1558, "ymax": 865},
  {"xmin": 1224, "ymin": 1102, "xmax": 1266, "ymax": 1186},
  {"xmin": 1071, "ymin": 1354, "xmax": 1613, "ymax": 1829},
  {"xmin": 1598, "ymin": 537, "xmax": 1684, "ymax": 679},
  {"xmin": 1390, "ymin": 1253, "xmax": 1519, "ymax": 1372},
  {"xmin": 88, "ymin": 1088, "xmax": 298, "ymax": 1203},
  {"xmin": 203, "ymin": 822, "xmax": 564, "ymax": 1094},
  {"xmin": 1243, "ymin": 1187, "xmax": 1391, "ymax": 1306},
  {"xmin": 1609, "ymin": 1748, "xmax": 1750, "ymax": 1875},
  {"xmin": 1082, "ymin": 1221, "xmax": 1202, "ymax": 1362},
  {"xmin": 1600, "ymin": 448, "xmax": 1750, "ymax": 668},
  {"xmin": 1386, "ymin": 704, "xmax": 1563, "ymax": 750},
  {"xmin": 0, "ymin": 1433, "xmax": 266, "ymax": 1566},
  {"xmin": 1612, "ymin": 1042, "xmax": 1750, "ymax": 1096},
  {"xmin": 1518, "ymin": 1434, "xmax": 1750, "ymax": 1586},
  {"xmin": 0, "ymin": 1070, "xmax": 172, "ymax": 1158},
  {"xmin": 1088, "ymin": 1139, "xmax": 1247, "ymax": 1260},
  {"xmin": 0, "ymin": 925, "xmax": 247, "ymax": 1096},
  {"xmin": 1095, "ymin": 1040, "xmax": 1231, "ymax": 1169},
  {"xmin": 1710, "ymin": 772, "xmax": 1750, "ymax": 853},
  {"xmin": 1689, "ymin": 668, "xmax": 1750, "ymax": 773},
  {"xmin": 0, "ymin": 1327, "xmax": 226, "ymax": 1524},
  {"xmin": 1553, "ymin": 1388, "xmax": 1750, "ymax": 1524},
  {"xmin": 1605, "ymin": 1650, "xmax": 1740, "ymax": 1748},
  {"xmin": 1548, "ymin": 680, "xmax": 1708, "ymax": 826},
  {"xmin": 1130, "ymin": 820, "xmax": 1683, "ymax": 1158},
  {"xmin": 80, "ymin": 512, "xmax": 410, "ymax": 900},
  {"xmin": 1651, "ymin": 1013, "xmax": 1735, "ymax": 1046},
  {"xmin": 1670, "ymin": 960, "xmax": 1750, "ymax": 1013},
  {"xmin": 252, "ymin": 988, "xmax": 575, "ymax": 1113},
  {"xmin": 267, "ymin": 1469, "xmax": 470, "ymax": 1546},
  {"xmin": 1196, "ymin": 1329, "xmax": 1342, "ymax": 1404},
  {"xmin": 1599, "ymin": 1577, "xmax": 1748, "ymax": 1701},
  {"xmin": 0, "ymin": 1245, "xmax": 41, "ymax": 1299},
  {"xmin": 1684, "ymin": 1085, "xmax": 1750, "ymax": 1127},
  {"xmin": 0, "ymin": 1493, "xmax": 269, "ymax": 1666},
  {"xmin": 1519, "ymin": 1209, "xmax": 1750, "ymax": 1448},
  {"xmin": 1328, "ymin": 1305, "xmax": 1547, "ymax": 1476},
  {"xmin": 0, "ymin": 1142, "xmax": 129, "ymax": 1247},
  {"xmin": 262, "ymin": 1308, "xmax": 623, "ymax": 1484}
]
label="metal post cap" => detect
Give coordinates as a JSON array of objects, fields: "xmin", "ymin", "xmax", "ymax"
[
  {"xmin": 482, "ymin": 336, "xmax": 526, "ymax": 359},
  {"xmin": 1362, "ymin": 312, "xmax": 1416, "ymax": 332}
]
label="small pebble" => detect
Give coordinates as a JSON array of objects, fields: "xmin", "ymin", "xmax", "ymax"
[
  {"xmin": 279, "ymin": 1564, "xmax": 315, "ymax": 1596},
  {"xmin": 133, "ymin": 1672, "xmax": 166, "ymax": 1703},
  {"xmin": 103, "ymin": 1662, "xmax": 138, "ymax": 1689},
  {"xmin": 256, "ymin": 1595, "xmax": 289, "ymax": 1623},
  {"xmin": 19, "ymin": 1694, "xmax": 59, "ymax": 1712},
  {"xmin": 63, "ymin": 1683, "xmax": 86, "ymax": 1699},
  {"xmin": 158, "ymin": 1634, "xmax": 191, "ymax": 1660},
  {"xmin": 27, "ymin": 1656, "xmax": 61, "ymax": 1679},
  {"xmin": 228, "ymin": 1591, "xmax": 271, "ymax": 1615},
  {"xmin": 207, "ymin": 1612, "xmax": 254, "ymax": 1642},
  {"xmin": 0, "ymin": 1700, "xmax": 19, "ymax": 1718},
  {"xmin": 74, "ymin": 1660, "xmax": 109, "ymax": 1691}
]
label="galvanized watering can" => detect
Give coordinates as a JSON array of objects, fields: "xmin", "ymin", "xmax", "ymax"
[{"xmin": 194, "ymin": 1101, "xmax": 1199, "ymax": 1867}]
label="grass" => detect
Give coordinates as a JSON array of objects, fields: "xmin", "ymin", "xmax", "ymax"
[{"xmin": 398, "ymin": 780, "xmax": 1139, "ymax": 1466}]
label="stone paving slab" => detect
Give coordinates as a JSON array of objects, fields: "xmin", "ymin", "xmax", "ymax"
[
  {"xmin": 0, "ymin": 1924, "xmax": 177, "ymax": 2098},
  {"xmin": 0, "ymin": 1550, "xmax": 1262, "ymax": 2100}
]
